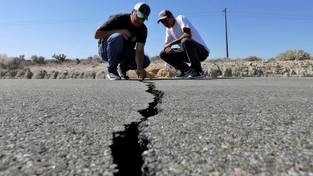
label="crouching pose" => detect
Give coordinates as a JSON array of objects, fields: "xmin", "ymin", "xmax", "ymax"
[
  {"xmin": 158, "ymin": 10, "xmax": 209, "ymax": 78},
  {"xmin": 95, "ymin": 2, "xmax": 151, "ymax": 80}
]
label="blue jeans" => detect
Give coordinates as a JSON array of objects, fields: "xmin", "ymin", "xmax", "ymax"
[{"xmin": 98, "ymin": 33, "xmax": 150, "ymax": 73}]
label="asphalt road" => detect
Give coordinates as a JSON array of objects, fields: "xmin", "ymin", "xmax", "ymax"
[
  {"xmin": 0, "ymin": 80, "xmax": 151, "ymax": 176},
  {"xmin": 1, "ymin": 78, "xmax": 313, "ymax": 176},
  {"xmin": 143, "ymin": 78, "xmax": 313, "ymax": 176}
]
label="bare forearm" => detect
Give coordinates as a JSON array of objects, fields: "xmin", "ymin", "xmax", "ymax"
[
  {"xmin": 94, "ymin": 29, "xmax": 123, "ymax": 39},
  {"xmin": 135, "ymin": 49, "xmax": 145, "ymax": 70},
  {"xmin": 167, "ymin": 33, "xmax": 191, "ymax": 47}
]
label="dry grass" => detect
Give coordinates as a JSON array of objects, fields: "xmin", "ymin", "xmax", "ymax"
[{"xmin": 2, "ymin": 53, "xmax": 313, "ymax": 79}]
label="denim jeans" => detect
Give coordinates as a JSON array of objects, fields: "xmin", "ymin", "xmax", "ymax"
[
  {"xmin": 159, "ymin": 38, "xmax": 209, "ymax": 73},
  {"xmin": 98, "ymin": 33, "xmax": 150, "ymax": 73}
]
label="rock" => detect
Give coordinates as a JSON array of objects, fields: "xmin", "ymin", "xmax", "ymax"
[
  {"xmin": 45, "ymin": 71, "xmax": 58, "ymax": 79},
  {"xmin": 68, "ymin": 71, "xmax": 81, "ymax": 79},
  {"xmin": 57, "ymin": 71, "xmax": 68, "ymax": 79},
  {"xmin": 1, "ymin": 60, "xmax": 313, "ymax": 79},
  {"xmin": 84, "ymin": 71, "xmax": 96, "ymax": 79},
  {"xmin": 16, "ymin": 69, "xmax": 29, "ymax": 79},
  {"xmin": 207, "ymin": 64, "xmax": 222, "ymax": 78},
  {"xmin": 95, "ymin": 71, "xmax": 105, "ymax": 79},
  {"xmin": 223, "ymin": 67, "xmax": 232, "ymax": 77},
  {"xmin": 33, "ymin": 70, "xmax": 47, "ymax": 79},
  {"xmin": 24, "ymin": 69, "xmax": 33, "ymax": 79},
  {"xmin": 157, "ymin": 68, "xmax": 174, "ymax": 78},
  {"xmin": 0, "ymin": 70, "xmax": 6, "ymax": 79},
  {"xmin": 14, "ymin": 68, "xmax": 33, "ymax": 79},
  {"xmin": 7, "ymin": 70, "xmax": 18, "ymax": 78}
]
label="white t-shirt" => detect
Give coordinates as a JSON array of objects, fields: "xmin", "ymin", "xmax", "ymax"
[{"xmin": 164, "ymin": 15, "xmax": 209, "ymax": 51}]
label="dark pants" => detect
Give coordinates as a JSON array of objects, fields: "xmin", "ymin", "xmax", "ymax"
[
  {"xmin": 159, "ymin": 38, "xmax": 209, "ymax": 73},
  {"xmin": 98, "ymin": 33, "xmax": 150, "ymax": 73}
]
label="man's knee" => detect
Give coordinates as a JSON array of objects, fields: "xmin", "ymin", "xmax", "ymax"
[
  {"xmin": 144, "ymin": 56, "xmax": 150, "ymax": 68},
  {"xmin": 159, "ymin": 50, "xmax": 167, "ymax": 60},
  {"xmin": 181, "ymin": 38, "xmax": 193, "ymax": 47},
  {"xmin": 107, "ymin": 33, "xmax": 124, "ymax": 44}
]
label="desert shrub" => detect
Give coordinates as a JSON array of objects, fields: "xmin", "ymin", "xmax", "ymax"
[
  {"xmin": 88, "ymin": 55, "xmax": 102, "ymax": 63},
  {"xmin": 0, "ymin": 54, "xmax": 9, "ymax": 69},
  {"xmin": 0, "ymin": 55, "xmax": 26, "ymax": 70},
  {"xmin": 276, "ymin": 49, "xmax": 311, "ymax": 61},
  {"xmin": 209, "ymin": 58, "xmax": 229, "ymax": 62},
  {"xmin": 243, "ymin": 56, "xmax": 263, "ymax": 61},
  {"xmin": 76, "ymin": 58, "xmax": 81, "ymax": 64},
  {"xmin": 6, "ymin": 57, "xmax": 25, "ymax": 70},
  {"xmin": 52, "ymin": 53, "xmax": 67, "ymax": 63},
  {"xmin": 267, "ymin": 57, "xmax": 276, "ymax": 62},
  {"xmin": 31, "ymin": 55, "xmax": 46, "ymax": 65},
  {"xmin": 44, "ymin": 59, "xmax": 58, "ymax": 65},
  {"xmin": 80, "ymin": 55, "xmax": 102, "ymax": 65}
]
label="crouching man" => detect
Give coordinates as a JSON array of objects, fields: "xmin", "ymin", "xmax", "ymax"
[
  {"xmin": 95, "ymin": 2, "xmax": 151, "ymax": 80},
  {"xmin": 158, "ymin": 10, "xmax": 209, "ymax": 78}
]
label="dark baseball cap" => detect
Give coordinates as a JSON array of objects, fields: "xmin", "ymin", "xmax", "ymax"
[
  {"xmin": 157, "ymin": 10, "xmax": 173, "ymax": 23},
  {"xmin": 133, "ymin": 2, "xmax": 151, "ymax": 20}
]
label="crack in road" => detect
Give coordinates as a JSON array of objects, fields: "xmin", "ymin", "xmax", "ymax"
[{"xmin": 110, "ymin": 81, "xmax": 164, "ymax": 176}]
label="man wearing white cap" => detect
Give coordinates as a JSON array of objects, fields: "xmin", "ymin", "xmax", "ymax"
[
  {"xmin": 158, "ymin": 10, "xmax": 209, "ymax": 79},
  {"xmin": 95, "ymin": 2, "xmax": 151, "ymax": 80}
]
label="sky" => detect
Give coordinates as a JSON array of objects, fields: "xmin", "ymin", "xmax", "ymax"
[{"xmin": 0, "ymin": 0, "xmax": 312, "ymax": 59}]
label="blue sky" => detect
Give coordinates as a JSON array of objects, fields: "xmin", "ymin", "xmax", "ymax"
[{"xmin": 0, "ymin": 0, "xmax": 312, "ymax": 59}]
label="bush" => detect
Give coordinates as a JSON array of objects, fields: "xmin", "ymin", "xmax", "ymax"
[
  {"xmin": 80, "ymin": 55, "xmax": 102, "ymax": 65},
  {"xmin": 243, "ymin": 56, "xmax": 263, "ymax": 61},
  {"xmin": 76, "ymin": 58, "xmax": 81, "ymax": 64},
  {"xmin": 6, "ymin": 56, "xmax": 25, "ymax": 70},
  {"xmin": 52, "ymin": 53, "xmax": 67, "ymax": 63},
  {"xmin": 276, "ymin": 49, "xmax": 311, "ymax": 61},
  {"xmin": 31, "ymin": 55, "xmax": 46, "ymax": 65},
  {"xmin": 0, "ymin": 55, "xmax": 25, "ymax": 70},
  {"xmin": 0, "ymin": 54, "xmax": 9, "ymax": 69},
  {"xmin": 88, "ymin": 55, "xmax": 102, "ymax": 63}
]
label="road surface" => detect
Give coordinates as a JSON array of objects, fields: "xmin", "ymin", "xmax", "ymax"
[{"xmin": 1, "ymin": 78, "xmax": 313, "ymax": 176}]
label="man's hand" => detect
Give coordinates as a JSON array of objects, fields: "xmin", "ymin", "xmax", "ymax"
[
  {"xmin": 164, "ymin": 43, "xmax": 172, "ymax": 50},
  {"xmin": 164, "ymin": 43, "xmax": 172, "ymax": 54},
  {"xmin": 118, "ymin": 29, "xmax": 131, "ymax": 40},
  {"xmin": 164, "ymin": 47, "xmax": 172, "ymax": 54},
  {"xmin": 136, "ymin": 69, "xmax": 147, "ymax": 80}
]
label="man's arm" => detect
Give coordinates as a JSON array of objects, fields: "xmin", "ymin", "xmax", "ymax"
[
  {"xmin": 135, "ymin": 42, "xmax": 146, "ymax": 79},
  {"xmin": 164, "ymin": 27, "xmax": 192, "ymax": 50},
  {"xmin": 94, "ymin": 28, "xmax": 131, "ymax": 40}
]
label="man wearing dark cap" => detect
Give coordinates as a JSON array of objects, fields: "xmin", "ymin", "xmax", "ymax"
[
  {"xmin": 95, "ymin": 2, "xmax": 151, "ymax": 80},
  {"xmin": 158, "ymin": 10, "xmax": 209, "ymax": 78}
]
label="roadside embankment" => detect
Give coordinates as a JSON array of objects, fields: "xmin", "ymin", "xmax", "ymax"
[{"xmin": 1, "ymin": 60, "xmax": 313, "ymax": 79}]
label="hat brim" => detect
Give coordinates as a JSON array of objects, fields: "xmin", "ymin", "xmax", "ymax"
[
  {"xmin": 136, "ymin": 11, "xmax": 148, "ymax": 20},
  {"xmin": 157, "ymin": 16, "xmax": 168, "ymax": 23}
]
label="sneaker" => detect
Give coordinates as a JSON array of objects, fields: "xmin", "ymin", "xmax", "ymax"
[
  {"xmin": 106, "ymin": 71, "xmax": 121, "ymax": 80},
  {"xmin": 175, "ymin": 69, "xmax": 193, "ymax": 78},
  {"xmin": 118, "ymin": 66, "xmax": 129, "ymax": 80},
  {"xmin": 188, "ymin": 71, "xmax": 206, "ymax": 79}
]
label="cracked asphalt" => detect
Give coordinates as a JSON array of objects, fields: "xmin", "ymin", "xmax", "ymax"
[
  {"xmin": 1, "ymin": 78, "xmax": 313, "ymax": 176},
  {"xmin": 0, "ymin": 80, "xmax": 151, "ymax": 176},
  {"xmin": 143, "ymin": 78, "xmax": 313, "ymax": 176}
]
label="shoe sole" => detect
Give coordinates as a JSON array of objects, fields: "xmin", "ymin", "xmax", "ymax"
[
  {"xmin": 188, "ymin": 75, "xmax": 206, "ymax": 79},
  {"xmin": 106, "ymin": 74, "xmax": 121, "ymax": 80}
]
